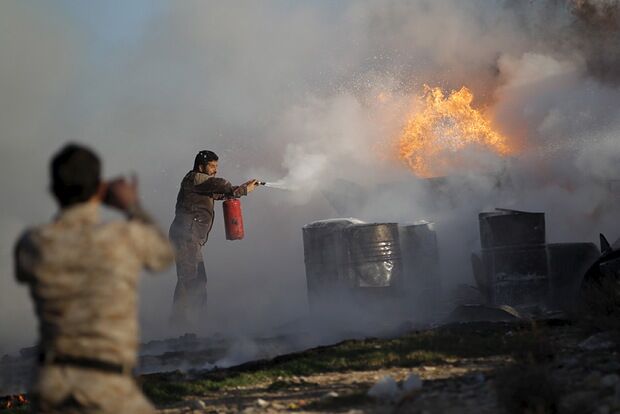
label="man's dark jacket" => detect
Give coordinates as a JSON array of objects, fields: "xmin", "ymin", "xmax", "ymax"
[{"xmin": 169, "ymin": 171, "xmax": 247, "ymax": 245}]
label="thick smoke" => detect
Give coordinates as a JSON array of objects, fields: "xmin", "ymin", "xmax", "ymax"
[
  {"xmin": 2, "ymin": 0, "xmax": 620, "ymax": 357},
  {"xmin": 570, "ymin": 0, "xmax": 620, "ymax": 81}
]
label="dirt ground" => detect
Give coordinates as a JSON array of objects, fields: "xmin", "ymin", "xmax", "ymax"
[
  {"xmin": 148, "ymin": 321, "xmax": 620, "ymax": 414},
  {"xmin": 2, "ymin": 320, "xmax": 618, "ymax": 413},
  {"xmin": 157, "ymin": 360, "xmax": 504, "ymax": 414}
]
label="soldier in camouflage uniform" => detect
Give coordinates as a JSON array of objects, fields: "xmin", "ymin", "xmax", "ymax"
[
  {"xmin": 169, "ymin": 150, "xmax": 258, "ymax": 326},
  {"xmin": 14, "ymin": 144, "xmax": 174, "ymax": 414}
]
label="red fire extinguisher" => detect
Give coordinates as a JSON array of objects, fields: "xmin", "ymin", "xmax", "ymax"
[{"xmin": 223, "ymin": 198, "xmax": 244, "ymax": 240}]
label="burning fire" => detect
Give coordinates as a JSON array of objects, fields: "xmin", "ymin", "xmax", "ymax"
[
  {"xmin": 398, "ymin": 85, "xmax": 513, "ymax": 177},
  {"xmin": 1, "ymin": 394, "xmax": 28, "ymax": 410}
]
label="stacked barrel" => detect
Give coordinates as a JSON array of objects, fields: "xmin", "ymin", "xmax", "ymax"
[
  {"xmin": 302, "ymin": 219, "xmax": 440, "ymax": 317},
  {"xmin": 473, "ymin": 209, "xmax": 599, "ymax": 310},
  {"xmin": 476, "ymin": 209, "xmax": 548, "ymax": 307},
  {"xmin": 302, "ymin": 218, "xmax": 363, "ymax": 309},
  {"xmin": 400, "ymin": 222, "xmax": 441, "ymax": 319}
]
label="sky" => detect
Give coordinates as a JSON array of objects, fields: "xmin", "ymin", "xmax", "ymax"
[{"xmin": 1, "ymin": 0, "xmax": 620, "ymax": 355}]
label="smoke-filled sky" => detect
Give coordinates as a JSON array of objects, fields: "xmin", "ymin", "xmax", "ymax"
[{"xmin": 2, "ymin": 0, "xmax": 620, "ymax": 355}]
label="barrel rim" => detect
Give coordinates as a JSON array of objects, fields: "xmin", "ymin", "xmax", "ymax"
[{"xmin": 345, "ymin": 222, "xmax": 399, "ymax": 229}]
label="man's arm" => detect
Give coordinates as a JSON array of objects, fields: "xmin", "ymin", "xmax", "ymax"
[
  {"xmin": 104, "ymin": 176, "xmax": 174, "ymax": 272},
  {"xmin": 127, "ymin": 205, "xmax": 174, "ymax": 272},
  {"xmin": 195, "ymin": 177, "xmax": 257, "ymax": 199},
  {"xmin": 14, "ymin": 231, "xmax": 37, "ymax": 284}
]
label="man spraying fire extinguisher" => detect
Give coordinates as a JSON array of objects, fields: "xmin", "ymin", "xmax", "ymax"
[{"xmin": 169, "ymin": 150, "xmax": 260, "ymax": 327}]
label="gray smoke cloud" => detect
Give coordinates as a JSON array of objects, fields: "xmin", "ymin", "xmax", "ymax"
[
  {"xmin": 569, "ymin": 0, "xmax": 620, "ymax": 81},
  {"xmin": 2, "ymin": 0, "xmax": 620, "ymax": 357}
]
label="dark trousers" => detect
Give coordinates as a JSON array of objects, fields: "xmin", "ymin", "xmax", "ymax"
[{"xmin": 170, "ymin": 237, "xmax": 207, "ymax": 325}]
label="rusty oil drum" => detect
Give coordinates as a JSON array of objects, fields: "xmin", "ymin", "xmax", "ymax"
[{"xmin": 476, "ymin": 209, "xmax": 548, "ymax": 307}]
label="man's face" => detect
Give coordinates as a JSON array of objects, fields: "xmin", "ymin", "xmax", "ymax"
[{"xmin": 204, "ymin": 160, "xmax": 218, "ymax": 176}]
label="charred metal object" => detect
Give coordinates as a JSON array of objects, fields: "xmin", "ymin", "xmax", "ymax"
[
  {"xmin": 474, "ymin": 209, "xmax": 548, "ymax": 308},
  {"xmin": 481, "ymin": 244, "xmax": 548, "ymax": 307},
  {"xmin": 548, "ymin": 243, "xmax": 598, "ymax": 311},
  {"xmin": 578, "ymin": 234, "xmax": 620, "ymax": 327},
  {"xmin": 479, "ymin": 208, "xmax": 545, "ymax": 248},
  {"xmin": 472, "ymin": 208, "xmax": 600, "ymax": 311},
  {"xmin": 447, "ymin": 304, "xmax": 523, "ymax": 323},
  {"xmin": 583, "ymin": 234, "xmax": 620, "ymax": 285}
]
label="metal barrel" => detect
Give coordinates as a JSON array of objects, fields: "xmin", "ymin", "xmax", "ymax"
[
  {"xmin": 479, "ymin": 209, "xmax": 545, "ymax": 248},
  {"xmin": 475, "ymin": 209, "xmax": 548, "ymax": 308},
  {"xmin": 481, "ymin": 244, "xmax": 548, "ymax": 307},
  {"xmin": 399, "ymin": 222, "xmax": 440, "ymax": 317},
  {"xmin": 343, "ymin": 223, "xmax": 403, "ymax": 290},
  {"xmin": 547, "ymin": 242, "xmax": 599, "ymax": 311},
  {"xmin": 399, "ymin": 221, "xmax": 439, "ymax": 281},
  {"xmin": 302, "ymin": 219, "xmax": 363, "ymax": 308}
]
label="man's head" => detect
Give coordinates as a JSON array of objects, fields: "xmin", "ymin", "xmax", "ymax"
[
  {"xmin": 194, "ymin": 150, "xmax": 218, "ymax": 176},
  {"xmin": 51, "ymin": 144, "xmax": 102, "ymax": 208}
]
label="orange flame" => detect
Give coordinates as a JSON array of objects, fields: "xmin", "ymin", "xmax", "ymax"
[
  {"xmin": 398, "ymin": 85, "xmax": 513, "ymax": 177},
  {"xmin": 1, "ymin": 394, "xmax": 28, "ymax": 409}
]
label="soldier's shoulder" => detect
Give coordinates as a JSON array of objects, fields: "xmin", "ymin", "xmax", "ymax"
[
  {"xmin": 15, "ymin": 226, "xmax": 43, "ymax": 253},
  {"xmin": 15, "ymin": 219, "xmax": 78, "ymax": 252},
  {"xmin": 99, "ymin": 219, "xmax": 137, "ymax": 234},
  {"xmin": 18, "ymin": 221, "xmax": 50, "ymax": 240},
  {"xmin": 92, "ymin": 220, "xmax": 144, "ymax": 252},
  {"xmin": 103, "ymin": 218, "xmax": 159, "ymax": 239}
]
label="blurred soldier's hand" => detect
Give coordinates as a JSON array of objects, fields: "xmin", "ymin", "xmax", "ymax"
[
  {"xmin": 104, "ymin": 175, "xmax": 139, "ymax": 212},
  {"xmin": 244, "ymin": 179, "xmax": 259, "ymax": 193}
]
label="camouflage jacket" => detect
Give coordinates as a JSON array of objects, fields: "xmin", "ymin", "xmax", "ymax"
[
  {"xmin": 14, "ymin": 202, "xmax": 174, "ymax": 369},
  {"xmin": 169, "ymin": 171, "xmax": 247, "ymax": 244}
]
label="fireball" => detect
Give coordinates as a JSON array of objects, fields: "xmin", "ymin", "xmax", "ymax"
[{"xmin": 399, "ymin": 85, "xmax": 513, "ymax": 177}]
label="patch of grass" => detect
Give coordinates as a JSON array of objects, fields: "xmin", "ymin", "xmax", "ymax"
[
  {"xmin": 266, "ymin": 379, "xmax": 291, "ymax": 391},
  {"xmin": 143, "ymin": 371, "xmax": 274, "ymax": 404},
  {"xmin": 267, "ymin": 378, "xmax": 318, "ymax": 391},
  {"xmin": 144, "ymin": 322, "xmax": 548, "ymax": 405}
]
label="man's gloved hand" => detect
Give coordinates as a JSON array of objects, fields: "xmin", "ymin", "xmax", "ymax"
[
  {"xmin": 244, "ymin": 179, "xmax": 259, "ymax": 193},
  {"xmin": 103, "ymin": 175, "xmax": 140, "ymax": 212}
]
